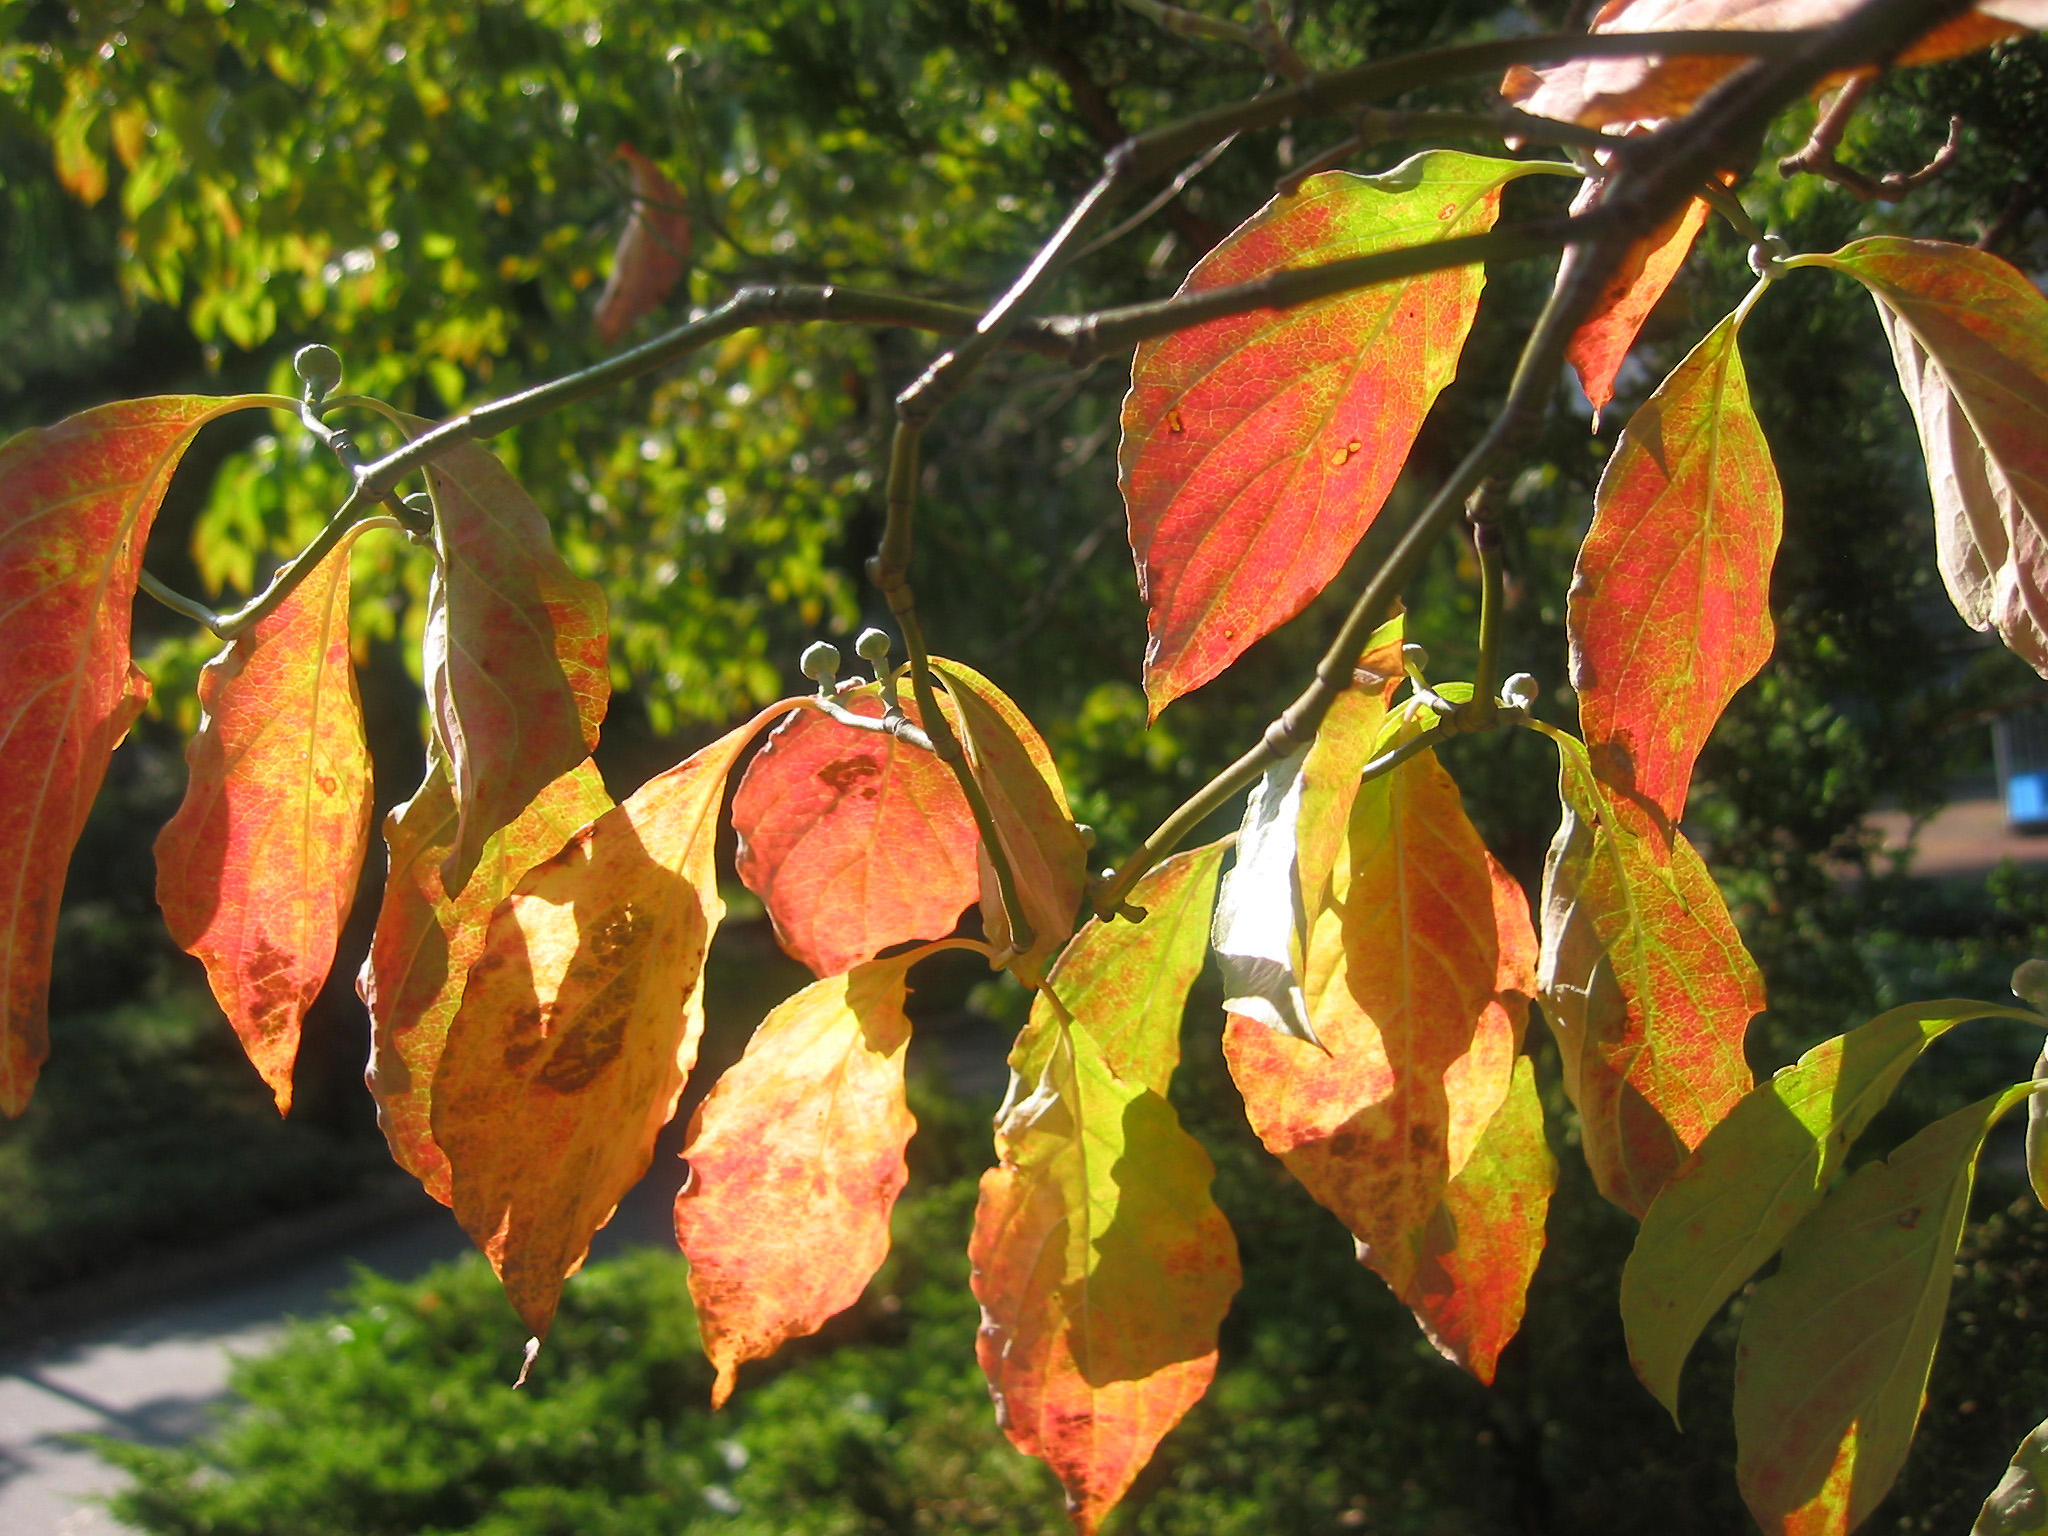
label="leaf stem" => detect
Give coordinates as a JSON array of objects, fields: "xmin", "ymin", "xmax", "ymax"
[{"xmin": 136, "ymin": 570, "xmax": 227, "ymax": 634}]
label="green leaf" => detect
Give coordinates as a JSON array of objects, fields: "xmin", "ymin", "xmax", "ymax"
[
  {"xmin": 1624, "ymin": 999, "xmax": 2042, "ymax": 1421},
  {"xmin": 1735, "ymin": 1081, "xmax": 2038, "ymax": 1536}
]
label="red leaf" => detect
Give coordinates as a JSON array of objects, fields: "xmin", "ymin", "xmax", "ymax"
[
  {"xmin": 674, "ymin": 950, "xmax": 925, "ymax": 1405},
  {"xmin": 931, "ymin": 658, "xmax": 1087, "ymax": 982},
  {"xmin": 361, "ymin": 755, "xmax": 612, "ymax": 1203},
  {"xmin": 1817, "ymin": 239, "xmax": 2048, "ymax": 676},
  {"xmin": 972, "ymin": 844, "xmax": 1235, "ymax": 1533},
  {"xmin": 413, "ymin": 426, "xmax": 609, "ymax": 895},
  {"xmin": 0, "ymin": 393, "xmax": 275, "ymax": 1115},
  {"xmin": 594, "ymin": 144, "xmax": 692, "ymax": 344},
  {"xmin": 1120, "ymin": 153, "xmax": 1530, "ymax": 715},
  {"xmin": 1533, "ymin": 723, "xmax": 1760, "ymax": 1215},
  {"xmin": 731, "ymin": 689, "xmax": 980, "ymax": 977},
  {"xmin": 1566, "ymin": 185, "xmax": 1714, "ymax": 429},
  {"xmin": 1225, "ymin": 744, "xmax": 1543, "ymax": 1377},
  {"xmin": 154, "ymin": 532, "xmax": 372, "ymax": 1114},
  {"xmin": 432, "ymin": 701, "xmax": 795, "ymax": 1337},
  {"xmin": 1501, "ymin": 1, "xmax": 2026, "ymax": 130},
  {"xmin": 1570, "ymin": 305, "xmax": 1782, "ymax": 825}
]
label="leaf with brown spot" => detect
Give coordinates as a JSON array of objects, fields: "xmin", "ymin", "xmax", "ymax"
[
  {"xmin": 1533, "ymin": 723, "xmax": 1760, "ymax": 1216},
  {"xmin": 409, "ymin": 419, "xmax": 609, "ymax": 896},
  {"xmin": 1570, "ymin": 304, "xmax": 1783, "ymax": 825},
  {"xmin": 674, "ymin": 949, "xmax": 928, "ymax": 1406},
  {"xmin": 361, "ymin": 753, "xmax": 612, "ymax": 1203},
  {"xmin": 155, "ymin": 531, "xmax": 373, "ymax": 1115},
  {"xmin": 433, "ymin": 700, "xmax": 796, "ymax": 1337},
  {"xmin": 930, "ymin": 657, "xmax": 1086, "ymax": 983},
  {"xmin": 731, "ymin": 688, "xmax": 980, "ymax": 977},
  {"xmin": 971, "ymin": 846, "xmax": 1236, "ymax": 1534},
  {"xmin": 0, "ymin": 393, "xmax": 280, "ymax": 1115},
  {"xmin": 1565, "ymin": 178, "xmax": 1715, "ymax": 429},
  {"xmin": 1119, "ymin": 153, "xmax": 1541, "ymax": 715}
]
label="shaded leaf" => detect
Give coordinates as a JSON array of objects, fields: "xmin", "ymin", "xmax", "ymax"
[
  {"xmin": 594, "ymin": 143, "xmax": 692, "ymax": 344},
  {"xmin": 972, "ymin": 850, "xmax": 1238, "ymax": 1534},
  {"xmin": 413, "ymin": 423, "xmax": 610, "ymax": 895},
  {"xmin": 731, "ymin": 689, "xmax": 979, "ymax": 977},
  {"xmin": 1502, "ymin": 1, "xmax": 2026, "ymax": 130},
  {"xmin": 1735, "ymin": 1082, "xmax": 2035, "ymax": 1536},
  {"xmin": 931, "ymin": 657, "xmax": 1087, "ymax": 983},
  {"xmin": 1976, "ymin": 1417, "xmax": 2048, "ymax": 1536},
  {"xmin": 1119, "ymin": 153, "xmax": 1533, "ymax": 714},
  {"xmin": 433, "ymin": 701, "xmax": 795, "ymax": 1337},
  {"xmin": 1225, "ymin": 743, "xmax": 1542, "ymax": 1374},
  {"xmin": 1533, "ymin": 723, "xmax": 1760, "ymax": 1215},
  {"xmin": 360, "ymin": 753, "xmax": 612, "ymax": 1204},
  {"xmin": 1571, "ymin": 305, "xmax": 1782, "ymax": 824},
  {"xmin": 1624, "ymin": 999, "xmax": 2040, "ymax": 1421},
  {"xmin": 674, "ymin": 949, "xmax": 925, "ymax": 1406},
  {"xmin": 1817, "ymin": 239, "xmax": 2048, "ymax": 676},
  {"xmin": 154, "ymin": 531, "xmax": 373, "ymax": 1115},
  {"xmin": 1566, "ymin": 183, "xmax": 1714, "ymax": 430},
  {"xmin": 0, "ymin": 393, "xmax": 276, "ymax": 1115}
]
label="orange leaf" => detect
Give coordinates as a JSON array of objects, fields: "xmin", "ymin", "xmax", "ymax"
[
  {"xmin": 931, "ymin": 658, "xmax": 1086, "ymax": 982},
  {"xmin": 1533, "ymin": 723, "xmax": 1760, "ymax": 1215},
  {"xmin": 1566, "ymin": 185, "xmax": 1714, "ymax": 429},
  {"xmin": 731, "ymin": 689, "xmax": 980, "ymax": 976},
  {"xmin": 0, "ymin": 393, "xmax": 277, "ymax": 1115},
  {"xmin": 1225, "ymin": 743, "xmax": 1543, "ymax": 1377},
  {"xmin": 154, "ymin": 532, "xmax": 372, "ymax": 1115},
  {"xmin": 1816, "ymin": 239, "xmax": 2048, "ymax": 676},
  {"xmin": 1570, "ymin": 304, "xmax": 1783, "ymax": 825},
  {"xmin": 673, "ymin": 950, "xmax": 926, "ymax": 1406},
  {"xmin": 413, "ymin": 424, "xmax": 609, "ymax": 895},
  {"xmin": 432, "ymin": 700, "xmax": 795, "ymax": 1337},
  {"xmin": 594, "ymin": 144, "xmax": 692, "ymax": 344},
  {"xmin": 1120, "ymin": 154, "xmax": 1532, "ymax": 715},
  {"xmin": 972, "ymin": 845, "xmax": 1235, "ymax": 1533},
  {"xmin": 360, "ymin": 754, "xmax": 612, "ymax": 1203},
  {"xmin": 1501, "ymin": 0, "xmax": 2026, "ymax": 130}
]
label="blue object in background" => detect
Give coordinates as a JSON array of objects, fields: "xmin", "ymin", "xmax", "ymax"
[{"xmin": 2010, "ymin": 771, "xmax": 2048, "ymax": 828}]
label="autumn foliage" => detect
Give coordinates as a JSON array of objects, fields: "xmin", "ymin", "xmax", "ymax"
[{"xmin": 10, "ymin": 3, "xmax": 2048, "ymax": 1533}]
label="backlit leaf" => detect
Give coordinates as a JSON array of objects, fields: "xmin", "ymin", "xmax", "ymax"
[
  {"xmin": 731, "ymin": 688, "xmax": 979, "ymax": 977},
  {"xmin": 1735, "ymin": 1082, "xmax": 2035, "ymax": 1536},
  {"xmin": 1566, "ymin": 185, "xmax": 1714, "ymax": 430},
  {"xmin": 1815, "ymin": 239, "xmax": 2048, "ymax": 676},
  {"xmin": 1119, "ymin": 153, "xmax": 1534, "ymax": 714},
  {"xmin": 593, "ymin": 143, "xmax": 692, "ymax": 344},
  {"xmin": 1571, "ymin": 306, "xmax": 1782, "ymax": 824},
  {"xmin": 415, "ymin": 426, "xmax": 610, "ymax": 895},
  {"xmin": 1211, "ymin": 745, "xmax": 1314, "ymax": 1042},
  {"xmin": 1501, "ymin": 1, "xmax": 2026, "ymax": 130},
  {"xmin": 931, "ymin": 658, "xmax": 1086, "ymax": 983},
  {"xmin": 1624, "ymin": 999, "xmax": 2040, "ymax": 1421},
  {"xmin": 674, "ymin": 949, "xmax": 925, "ymax": 1406},
  {"xmin": 1533, "ymin": 723, "xmax": 1760, "ymax": 1215},
  {"xmin": 0, "ymin": 393, "xmax": 277, "ymax": 1115},
  {"xmin": 154, "ymin": 531, "xmax": 373, "ymax": 1115},
  {"xmin": 432, "ymin": 701, "xmax": 795, "ymax": 1337},
  {"xmin": 1975, "ymin": 1417, "xmax": 2048, "ymax": 1536},
  {"xmin": 971, "ymin": 850, "xmax": 1238, "ymax": 1534},
  {"xmin": 1225, "ymin": 742, "xmax": 1542, "ymax": 1373},
  {"xmin": 361, "ymin": 753, "xmax": 612, "ymax": 1204}
]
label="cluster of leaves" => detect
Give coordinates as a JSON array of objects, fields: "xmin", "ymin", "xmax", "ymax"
[{"xmin": 12, "ymin": 1, "xmax": 2048, "ymax": 1534}]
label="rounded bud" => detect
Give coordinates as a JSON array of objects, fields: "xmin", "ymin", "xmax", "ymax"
[
  {"xmin": 1402, "ymin": 642, "xmax": 1429, "ymax": 673},
  {"xmin": 1748, "ymin": 234, "xmax": 1791, "ymax": 280},
  {"xmin": 1074, "ymin": 823, "xmax": 1097, "ymax": 850},
  {"xmin": 1500, "ymin": 672, "xmax": 1539, "ymax": 711},
  {"xmin": 799, "ymin": 640, "xmax": 842, "ymax": 684},
  {"xmin": 293, "ymin": 343, "xmax": 344, "ymax": 398},
  {"xmin": 2014, "ymin": 959, "xmax": 2048, "ymax": 1012},
  {"xmin": 854, "ymin": 627, "xmax": 892, "ymax": 664}
]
